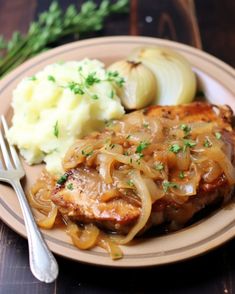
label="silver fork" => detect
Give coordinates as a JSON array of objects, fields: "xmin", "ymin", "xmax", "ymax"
[{"xmin": 0, "ymin": 115, "xmax": 58, "ymax": 283}]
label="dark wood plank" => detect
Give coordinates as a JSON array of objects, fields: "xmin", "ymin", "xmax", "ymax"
[
  {"xmin": 130, "ymin": 0, "xmax": 138, "ymax": 35},
  {"xmin": 195, "ymin": 0, "xmax": 235, "ymax": 67},
  {"xmin": 35, "ymin": 0, "xmax": 130, "ymax": 40},
  {"xmin": 137, "ymin": 0, "xmax": 202, "ymax": 48},
  {"xmin": 0, "ymin": 0, "xmax": 36, "ymax": 39},
  {"xmin": 2, "ymin": 215, "xmax": 235, "ymax": 294},
  {"xmin": 0, "ymin": 221, "xmax": 56, "ymax": 294},
  {"xmin": 53, "ymin": 240, "xmax": 235, "ymax": 294}
]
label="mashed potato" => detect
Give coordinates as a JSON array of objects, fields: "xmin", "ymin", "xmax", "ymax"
[{"xmin": 7, "ymin": 59, "xmax": 125, "ymax": 174}]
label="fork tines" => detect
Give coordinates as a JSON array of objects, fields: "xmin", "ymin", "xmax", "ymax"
[{"xmin": 0, "ymin": 115, "xmax": 24, "ymax": 171}]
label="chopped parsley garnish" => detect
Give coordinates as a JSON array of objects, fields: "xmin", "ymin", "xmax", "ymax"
[
  {"xmin": 136, "ymin": 158, "xmax": 141, "ymax": 165},
  {"xmin": 109, "ymin": 90, "xmax": 114, "ymax": 99},
  {"xmin": 109, "ymin": 143, "xmax": 115, "ymax": 149},
  {"xmin": 204, "ymin": 138, "xmax": 212, "ymax": 148},
  {"xmin": 68, "ymin": 81, "xmax": 85, "ymax": 95},
  {"xmin": 85, "ymin": 72, "xmax": 100, "ymax": 87},
  {"xmin": 113, "ymin": 253, "xmax": 122, "ymax": 259},
  {"xmin": 180, "ymin": 124, "xmax": 191, "ymax": 137},
  {"xmin": 135, "ymin": 153, "xmax": 144, "ymax": 165},
  {"xmin": 81, "ymin": 149, "xmax": 93, "ymax": 157},
  {"xmin": 91, "ymin": 94, "xmax": 99, "ymax": 100},
  {"xmin": 66, "ymin": 69, "xmax": 123, "ymax": 100},
  {"xmin": 57, "ymin": 174, "xmax": 68, "ymax": 185},
  {"xmin": 179, "ymin": 171, "xmax": 185, "ymax": 179},
  {"xmin": 107, "ymin": 70, "xmax": 118, "ymax": 77},
  {"xmin": 215, "ymin": 132, "xmax": 222, "ymax": 140},
  {"xmin": 106, "ymin": 70, "xmax": 125, "ymax": 87},
  {"xmin": 127, "ymin": 179, "xmax": 134, "ymax": 187},
  {"xmin": 67, "ymin": 183, "xmax": 74, "ymax": 190},
  {"xmin": 162, "ymin": 181, "xmax": 179, "ymax": 193},
  {"xmin": 154, "ymin": 162, "xmax": 164, "ymax": 171},
  {"xmin": 136, "ymin": 141, "xmax": 150, "ymax": 154},
  {"xmin": 126, "ymin": 134, "xmax": 131, "ymax": 140},
  {"xmin": 184, "ymin": 139, "xmax": 197, "ymax": 147},
  {"xmin": 169, "ymin": 144, "xmax": 181, "ymax": 154},
  {"xmin": 28, "ymin": 76, "xmax": 37, "ymax": 81},
  {"xmin": 183, "ymin": 139, "xmax": 197, "ymax": 152},
  {"xmin": 105, "ymin": 120, "xmax": 113, "ymax": 127},
  {"xmin": 53, "ymin": 120, "xmax": 59, "ymax": 138},
  {"xmin": 48, "ymin": 75, "xmax": 56, "ymax": 82},
  {"xmin": 143, "ymin": 123, "xmax": 149, "ymax": 128},
  {"xmin": 124, "ymin": 151, "xmax": 130, "ymax": 156}
]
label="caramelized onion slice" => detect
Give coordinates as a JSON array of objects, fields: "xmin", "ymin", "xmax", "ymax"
[
  {"xmin": 172, "ymin": 163, "xmax": 200, "ymax": 197},
  {"xmin": 113, "ymin": 170, "xmax": 152, "ymax": 245},
  {"xmin": 190, "ymin": 122, "xmax": 215, "ymax": 136},
  {"xmin": 63, "ymin": 139, "xmax": 103, "ymax": 170},
  {"xmin": 97, "ymin": 154, "xmax": 115, "ymax": 184},
  {"xmin": 200, "ymin": 161, "xmax": 222, "ymax": 183},
  {"xmin": 176, "ymin": 148, "xmax": 190, "ymax": 171},
  {"xmin": 203, "ymin": 146, "xmax": 235, "ymax": 185},
  {"xmin": 28, "ymin": 189, "xmax": 52, "ymax": 213},
  {"xmin": 98, "ymin": 234, "xmax": 123, "ymax": 260},
  {"xmin": 143, "ymin": 178, "xmax": 165, "ymax": 202},
  {"xmin": 28, "ymin": 170, "xmax": 56, "ymax": 213},
  {"xmin": 67, "ymin": 223, "xmax": 100, "ymax": 250},
  {"xmin": 63, "ymin": 140, "xmax": 87, "ymax": 170},
  {"xmin": 37, "ymin": 204, "xmax": 58, "ymax": 229},
  {"xmin": 102, "ymin": 149, "xmax": 163, "ymax": 179},
  {"xmin": 127, "ymin": 132, "xmax": 152, "ymax": 144},
  {"xmin": 173, "ymin": 182, "xmax": 197, "ymax": 196}
]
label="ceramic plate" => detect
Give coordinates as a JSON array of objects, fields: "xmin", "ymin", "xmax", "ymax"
[{"xmin": 1, "ymin": 36, "xmax": 235, "ymax": 267}]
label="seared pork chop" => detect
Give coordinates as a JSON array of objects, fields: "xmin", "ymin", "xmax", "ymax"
[
  {"xmin": 52, "ymin": 102, "xmax": 235, "ymax": 234},
  {"xmin": 52, "ymin": 167, "xmax": 141, "ymax": 233}
]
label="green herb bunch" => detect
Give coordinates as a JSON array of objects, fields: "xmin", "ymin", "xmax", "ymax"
[{"xmin": 0, "ymin": 0, "xmax": 129, "ymax": 78}]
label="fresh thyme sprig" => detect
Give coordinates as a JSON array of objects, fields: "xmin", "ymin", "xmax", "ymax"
[{"xmin": 0, "ymin": 0, "xmax": 129, "ymax": 78}]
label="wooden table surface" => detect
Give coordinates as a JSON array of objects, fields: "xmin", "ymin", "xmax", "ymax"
[{"xmin": 0, "ymin": 0, "xmax": 235, "ymax": 293}]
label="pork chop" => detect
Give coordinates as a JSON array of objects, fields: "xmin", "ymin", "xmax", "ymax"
[{"xmin": 51, "ymin": 102, "xmax": 235, "ymax": 234}]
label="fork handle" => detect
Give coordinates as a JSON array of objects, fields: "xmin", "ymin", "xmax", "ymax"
[{"xmin": 12, "ymin": 180, "xmax": 59, "ymax": 283}]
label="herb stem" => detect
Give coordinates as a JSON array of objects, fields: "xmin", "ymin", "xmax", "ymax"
[
  {"xmin": 0, "ymin": 39, "xmax": 28, "ymax": 74},
  {"xmin": 0, "ymin": 0, "xmax": 129, "ymax": 79}
]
